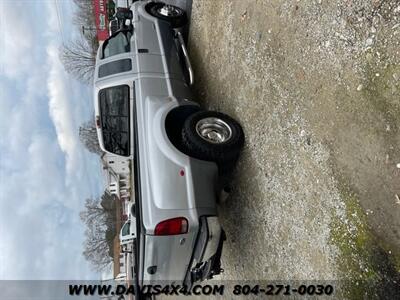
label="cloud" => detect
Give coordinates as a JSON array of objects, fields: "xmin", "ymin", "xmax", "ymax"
[
  {"xmin": 0, "ymin": 131, "xmax": 95, "ymax": 279},
  {"xmin": 0, "ymin": 0, "xmax": 103, "ymax": 280},
  {"xmin": 0, "ymin": 1, "xmax": 41, "ymax": 78},
  {"xmin": 46, "ymin": 43, "xmax": 82, "ymax": 175},
  {"xmin": 0, "ymin": 80, "xmax": 15, "ymax": 134},
  {"xmin": 0, "ymin": 126, "xmax": 100, "ymax": 280}
]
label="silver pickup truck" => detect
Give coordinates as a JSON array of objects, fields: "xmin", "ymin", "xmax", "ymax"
[{"xmin": 94, "ymin": 0, "xmax": 244, "ymax": 292}]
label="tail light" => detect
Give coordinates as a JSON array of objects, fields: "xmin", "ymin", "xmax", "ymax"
[{"xmin": 154, "ymin": 217, "xmax": 188, "ymax": 236}]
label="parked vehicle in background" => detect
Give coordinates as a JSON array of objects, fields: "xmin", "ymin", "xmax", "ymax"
[
  {"xmin": 108, "ymin": 18, "xmax": 120, "ymax": 36},
  {"xmin": 120, "ymin": 203, "xmax": 137, "ymax": 247},
  {"xmin": 116, "ymin": 0, "xmax": 134, "ymax": 9},
  {"xmin": 109, "ymin": 7, "xmax": 134, "ymax": 36},
  {"xmin": 94, "ymin": 0, "xmax": 244, "ymax": 296}
]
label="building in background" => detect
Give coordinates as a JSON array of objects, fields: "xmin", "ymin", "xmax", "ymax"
[{"xmin": 101, "ymin": 153, "xmax": 132, "ymax": 203}]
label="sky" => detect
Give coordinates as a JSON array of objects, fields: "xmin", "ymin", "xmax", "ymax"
[{"xmin": 0, "ymin": 0, "xmax": 104, "ymax": 280}]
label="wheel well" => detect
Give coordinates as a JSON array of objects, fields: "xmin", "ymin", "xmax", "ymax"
[
  {"xmin": 165, "ymin": 105, "xmax": 200, "ymax": 153},
  {"xmin": 144, "ymin": 2, "xmax": 158, "ymax": 15},
  {"xmin": 144, "ymin": 1, "xmax": 187, "ymax": 28}
]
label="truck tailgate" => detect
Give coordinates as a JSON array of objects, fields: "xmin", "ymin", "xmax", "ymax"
[{"xmin": 142, "ymin": 232, "xmax": 197, "ymax": 284}]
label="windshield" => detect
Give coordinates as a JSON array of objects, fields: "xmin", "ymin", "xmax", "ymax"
[
  {"xmin": 99, "ymin": 85, "xmax": 130, "ymax": 156},
  {"xmin": 102, "ymin": 31, "xmax": 132, "ymax": 59},
  {"xmin": 121, "ymin": 222, "xmax": 130, "ymax": 236}
]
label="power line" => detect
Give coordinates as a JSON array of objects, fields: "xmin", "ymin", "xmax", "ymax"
[{"xmin": 54, "ymin": 0, "xmax": 66, "ymax": 45}]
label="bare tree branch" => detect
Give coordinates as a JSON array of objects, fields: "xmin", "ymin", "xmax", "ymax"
[
  {"xmin": 60, "ymin": 36, "xmax": 98, "ymax": 84},
  {"xmin": 80, "ymin": 192, "xmax": 117, "ymax": 272},
  {"xmin": 59, "ymin": 1, "xmax": 99, "ymax": 84},
  {"xmin": 79, "ymin": 118, "xmax": 103, "ymax": 156}
]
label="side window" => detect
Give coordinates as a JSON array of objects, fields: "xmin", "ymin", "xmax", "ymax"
[
  {"xmin": 98, "ymin": 59, "xmax": 132, "ymax": 78},
  {"xmin": 102, "ymin": 31, "xmax": 132, "ymax": 59},
  {"xmin": 99, "ymin": 85, "xmax": 130, "ymax": 156}
]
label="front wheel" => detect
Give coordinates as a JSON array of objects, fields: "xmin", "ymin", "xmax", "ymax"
[
  {"xmin": 148, "ymin": 2, "xmax": 188, "ymax": 28},
  {"xmin": 182, "ymin": 111, "xmax": 244, "ymax": 163}
]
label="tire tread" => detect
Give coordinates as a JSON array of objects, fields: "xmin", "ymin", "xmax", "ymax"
[{"xmin": 181, "ymin": 111, "xmax": 244, "ymax": 163}]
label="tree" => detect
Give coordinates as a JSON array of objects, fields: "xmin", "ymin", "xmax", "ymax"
[
  {"xmin": 60, "ymin": 0, "xmax": 99, "ymax": 84},
  {"xmin": 72, "ymin": 0, "xmax": 96, "ymax": 29},
  {"xmin": 80, "ymin": 192, "xmax": 117, "ymax": 272},
  {"xmin": 60, "ymin": 36, "xmax": 97, "ymax": 84},
  {"xmin": 79, "ymin": 118, "xmax": 103, "ymax": 156}
]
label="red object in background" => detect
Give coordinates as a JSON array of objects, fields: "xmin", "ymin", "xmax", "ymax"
[{"xmin": 93, "ymin": 0, "xmax": 109, "ymax": 41}]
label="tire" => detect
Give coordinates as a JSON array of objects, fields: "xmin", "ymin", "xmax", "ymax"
[
  {"xmin": 182, "ymin": 111, "xmax": 244, "ymax": 163},
  {"xmin": 148, "ymin": 2, "xmax": 187, "ymax": 28}
]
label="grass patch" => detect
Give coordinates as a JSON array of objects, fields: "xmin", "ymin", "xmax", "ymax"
[{"xmin": 330, "ymin": 185, "xmax": 400, "ymax": 299}]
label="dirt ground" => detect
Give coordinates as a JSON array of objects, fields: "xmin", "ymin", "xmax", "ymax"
[{"xmin": 185, "ymin": 0, "xmax": 400, "ymax": 298}]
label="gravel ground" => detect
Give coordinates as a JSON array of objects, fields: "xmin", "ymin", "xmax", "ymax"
[{"xmin": 182, "ymin": 0, "xmax": 400, "ymax": 298}]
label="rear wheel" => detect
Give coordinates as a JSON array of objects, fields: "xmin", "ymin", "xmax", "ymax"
[
  {"xmin": 182, "ymin": 111, "xmax": 244, "ymax": 163},
  {"xmin": 148, "ymin": 2, "xmax": 187, "ymax": 28}
]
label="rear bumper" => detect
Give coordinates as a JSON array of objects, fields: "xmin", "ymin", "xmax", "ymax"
[{"xmin": 184, "ymin": 216, "xmax": 225, "ymax": 287}]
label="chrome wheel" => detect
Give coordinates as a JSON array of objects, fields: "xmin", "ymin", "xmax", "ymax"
[
  {"xmin": 157, "ymin": 5, "xmax": 182, "ymax": 17},
  {"xmin": 195, "ymin": 117, "xmax": 233, "ymax": 144}
]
